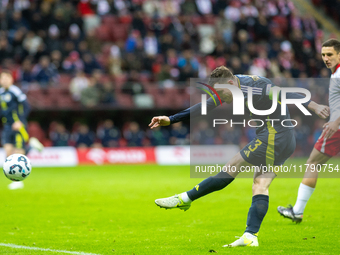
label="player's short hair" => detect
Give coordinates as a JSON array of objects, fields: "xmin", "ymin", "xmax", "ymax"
[
  {"xmin": 322, "ymin": 39, "xmax": 340, "ymax": 53},
  {"xmin": 0, "ymin": 69, "xmax": 13, "ymax": 77},
  {"xmin": 209, "ymin": 66, "xmax": 235, "ymax": 86}
]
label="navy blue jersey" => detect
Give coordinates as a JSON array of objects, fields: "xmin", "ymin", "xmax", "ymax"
[
  {"xmin": 169, "ymin": 75, "xmax": 311, "ymax": 134},
  {"xmin": 0, "ymin": 85, "xmax": 30, "ymax": 126}
]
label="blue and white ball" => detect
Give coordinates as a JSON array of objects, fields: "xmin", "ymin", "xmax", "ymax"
[{"xmin": 3, "ymin": 154, "xmax": 32, "ymax": 181}]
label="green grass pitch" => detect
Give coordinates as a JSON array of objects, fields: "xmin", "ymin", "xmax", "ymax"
[{"xmin": 1, "ymin": 158, "xmax": 340, "ymax": 254}]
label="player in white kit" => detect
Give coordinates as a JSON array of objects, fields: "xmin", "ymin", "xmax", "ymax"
[{"xmin": 278, "ymin": 39, "xmax": 340, "ymax": 222}]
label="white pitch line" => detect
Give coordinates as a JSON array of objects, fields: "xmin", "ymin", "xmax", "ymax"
[{"xmin": 0, "ymin": 243, "xmax": 101, "ymax": 255}]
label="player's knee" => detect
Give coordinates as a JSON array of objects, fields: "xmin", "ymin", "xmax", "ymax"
[{"xmin": 252, "ymin": 180, "xmax": 269, "ymax": 195}]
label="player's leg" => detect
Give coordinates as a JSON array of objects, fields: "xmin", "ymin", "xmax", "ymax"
[
  {"xmin": 16, "ymin": 123, "xmax": 44, "ymax": 153},
  {"xmin": 6, "ymin": 132, "xmax": 25, "ymax": 190},
  {"xmin": 155, "ymin": 152, "xmax": 254, "ymax": 210},
  {"xmin": 3, "ymin": 143, "xmax": 14, "ymax": 157},
  {"xmin": 13, "ymin": 132, "xmax": 26, "ymax": 154},
  {"xmin": 295, "ymin": 148, "xmax": 330, "ymax": 211},
  {"xmin": 226, "ymin": 171, "xmax": 276, "ymax": 247},
  {"xmin": 278, "ymin": 148, "xmax": 330, "ymax": 222}
]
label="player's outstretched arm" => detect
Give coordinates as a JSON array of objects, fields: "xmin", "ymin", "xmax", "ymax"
[
  {"xmin": 307, "ymin": 101, "xmax": 330, "ymax": 119},
  {"xmin": 149, "ymin": 116, "xmax": 170, "ymax": 129}
]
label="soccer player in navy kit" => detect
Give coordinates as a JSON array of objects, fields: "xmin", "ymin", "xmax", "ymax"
[
  {"xmin": 149, "ymin": 66, "xmax": 329, "ymax": 247},
  {"xmin": 0, "ymin": 70, "xmax": 43, "ymax": 190}
]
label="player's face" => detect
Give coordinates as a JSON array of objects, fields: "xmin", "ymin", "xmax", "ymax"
[
  {"xmin": 0, "ymin": 73, "xmax": 13, "ymax": 88},
  {"xmin": 321, "ymin": 46, "xmax": 340, "ymax": 72}
]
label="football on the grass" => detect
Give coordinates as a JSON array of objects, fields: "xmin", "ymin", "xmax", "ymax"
[{"xmin": 3, "ymin": 154, "xmax": 32, "ymax": 181}]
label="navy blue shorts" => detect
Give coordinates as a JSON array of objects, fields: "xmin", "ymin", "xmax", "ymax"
[
  {"xmin": 1, "ymin": 126, "xmax": 27, "ymax": 149},
  {"xmin": 240, "ymin": 128, "xmax": 296, "ymax": 166}
]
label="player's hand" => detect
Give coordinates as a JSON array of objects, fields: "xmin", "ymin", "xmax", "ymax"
[
  {"xmin": 12, "ymin": 121, "xmax": 23, "ymax": 131},
  {"xmin": 312, "ymin": 104, "xmax": 329, "ymax": 119},
  {"xmin": 149, "ymin": 116, "xmax": 170, "ymax": 129},
  {"xmin": 322, "ymin": 121, "xmax": 339, "ymax": 139}
]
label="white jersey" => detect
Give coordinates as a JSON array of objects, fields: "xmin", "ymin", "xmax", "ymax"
[{"xmin": 329, "ymin": 64, "xmax": 340, "ymax": 128}]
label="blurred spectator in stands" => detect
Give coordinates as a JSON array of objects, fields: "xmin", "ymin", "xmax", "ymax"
[
  {"xmin": 70, "ymin": 70, "xmax": 90, "ymax": 101},
  {"xmin": 22, "ymin": 31, "xmax": 43, "ymax": 56},
  {"xmin": 178, "ymin": 50, "xmax": 199, "ymax": 71},
  {"xmin": 29, "ymin": 11, "xmax": 44, "ymax": 33},
  {"xmin": 132, "ymin": 11, "xmax": 146, "ymax": 38},
  {"xmin": 122, "ymin": 71, "xmax": 145, "ymax": 95},
  {"xmin": 113, "ymin": 0, "xmax": 128, "ymax": 15},
  {"xmin": 18, "ymin": 58, "xmax": 34, "ymax": 91},
  {"xmin": 241, "ymin": 0, "xmax": 258, "ymax": 18},
  {"xmin": 51, "ymin": 9, "xmax": 68, "ymax": 38},
  {"xmin": 181, "ymin": 0, "xmax": 197, "ymax": 15},
  {"xmin": 50, "ymin": 122, "xmax": 70, "ymax": 147},
  {"xmin": 50, "ymin": 50, "xmax": 63, "ymax": 71},
  {"xmin": 83, "ymin": 53, "xmax": 101, "ymax": 74},
  {"xmin": 169, "ymin": 122, "xmax": 189, "ymax": 145},
  {"xmin": 80, "ymin": 76, "xmax": 101, "ymax": 107},
  {"xmin": 157, "ymin": 64, "xmax": 171, "ymax": 81},
  {"xmin": 97, "ymin": 119, "xmax": 120, "ymax": 147},
  {"xmin": 8, "ymin": 11, "xmax": 28, "ymax": 37},
  {"xmin": 236, "ymin": 29, "xmax": 250, "ymax": 54},
  {"xmin": 160, "ymin": 34, "xmax": 175, "ymax": 54},
  {"xmin": 46, "ymin": 24, "xmax": 63, "ymax": 53},
  {"xmin": 69, "ymin": 23, "xmax": 83, "ymax": 48},
  {"xmin": 34, "ymin": 43, "xmax": 49, "ymax": 63},
  {"xmin": 218, "ymin": 125, "xmax": 242, "ymax": 145},
  {"xmin": 240, "ymin": 53, "xmax": 251, "ymax": 72},
  {"xmin": 165, "ymin": 49, "xmax": 178, "ymax": 67},
  {"xmin": 157, "ymin": 64, "xmax": 176, "ymax": 88},
  {"xmin": 149, "ymin": 17, "xmax": 166, "ymax": 38},
  {"xmin": 224, "ymin": 1, "xmax": 241, "ymax": 22},
  {"xmin": 62, "ymin": 41, "xmax": 76, "ymax": 58},
  {"xmin": 147, "ymin": 127, "xmax": 170, "ymax": 146},
  {"xmin": 254, "ymin": 14, "xmax": 270, "ymax": 41},
  {"xmin": 124, "ymin": 122, "xmax": 145, "ymax": 147},
  {"xmin": 58, "ymin": 1, "xmax": 74, "ymax": 24},
  {"xmin": 178, "ymin": 63, "xmax": 195, "ymax": 82},
  {"xmin": 108, "ymin": 43, "xmax": 122, "ymax": 76},
  {"xmin": 215, "ymin": 11, "xmax": 234, "ymax": 45},
  {"xmin": 268, "ymin": 41, "xmax": 281, "ymax": 59},
  {"xmin": 301, "ymin": 39, "xmax": 314, "ymax": 66},
  {"xmin": 94, "ymin": 0, "xmax": 111, "ymax": 16},
  {"xmin": 33, "ymin": 56, "xmax": 59, "ymax": 87},
  {"xmin": 12, "ymin": 28, "xmax": 26, "ymax": 62},
  {"xmin": 0, "ymin": 36, "xmax": 13, "ymax": 64},
  {"xmin": 235, "ymin": 13, "xmax": 249, "ymax": 33},
  {"xmin": 73, "ymin": 124, "xmax": 95, "ymax": 148},
  {"xmin": 168, "ymin": 17, "xmax": 184, "ymax": 44},
  {"xmin": 78, "ymin": 41, "xmax": 90, "ymax": 57},
  {"xmin": 144, "ymin": 31, "xmax": 158, "ymax": 56},
  {"xmin": 86, "ymin": 29, "xmax": 101, "ymax": 54},
  {"xmin": 62, "ymin": 51, "xmax": 84, "ymax": 73},
  {"xmin": 192, "ymin": 120, "xmax": 215, "ymax": 145},
  {"xmin": 125, "ymin": 30, "xmax": 141, "ymax": 53},
  {"xmin": 99, "ymin": 82, "xmax": 116, "ymax": 105},
  {"xmin": 302, "ymin": 13, "xmax": 317, "ymax": 40},
  {"xmin": 196, "ymin": 0, "xmax": 212, "ymax": 15},
  {"xmin": 230, "ymin": 57, "xmax": 244, "ymax": 74}
]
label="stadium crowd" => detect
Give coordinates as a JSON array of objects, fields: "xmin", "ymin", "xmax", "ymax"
[
  {"xmin": 0, "ymin": 0, "xmax": 336, "ymax": 156},
  {"xmin": 0, "ymin": 1, "xmax": 331, "ymax": 101}
]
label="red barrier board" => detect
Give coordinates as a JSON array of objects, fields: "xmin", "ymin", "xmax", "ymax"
[{"xmin": 77, "ymin": 147, "xmax": 156, "ymax": 165}]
